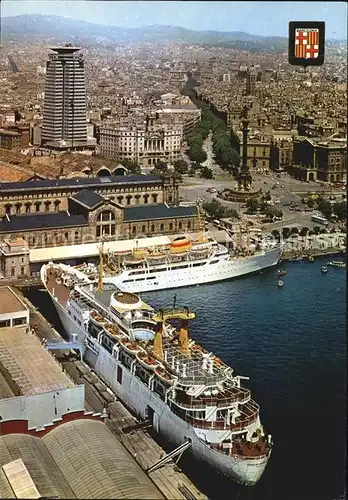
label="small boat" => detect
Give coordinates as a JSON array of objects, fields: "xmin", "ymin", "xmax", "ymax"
[
  {"xmin": 326, "ymin": 261, "xmax": 346, "ymax": 269},
  {"xmin": 308, "ymin": 256, "xmax": 315, "ymax": 262},
  {"xmin": 321, "ymin": 266, "xmax": 328, "ymax": 273},
  {"xmin": 277, "ymin": 269, "xmax": 287, "ymax": 276},
  {"xmin": 278, "ymin": 280, "xmax": 284, "ymax": 287},
  {"xmin": 288, "ymin": 256, "xmax": 303, "ymax": 262}
]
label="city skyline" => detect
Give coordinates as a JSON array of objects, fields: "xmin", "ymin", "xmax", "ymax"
[{"xmin": 2, "ymin": 0, "xmax": 347, "ymax": 40}]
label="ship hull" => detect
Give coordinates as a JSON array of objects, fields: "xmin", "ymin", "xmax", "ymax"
[
  {"xmin": 44, "ymin": 285, "xmax": 269, "ymax": 486},
  {"xmin": 105, "ymin": 247, "xmax": 281, "ymax": 293},
  {"xmin": 87, "ymin": 343, "xmax": 269, "ymax": 486}
]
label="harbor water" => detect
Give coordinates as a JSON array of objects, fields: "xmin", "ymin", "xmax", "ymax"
[
  {"xmin": 26, "ymin": 256, "xmax": 346, "ymax": 500},
  {"xmin": 141, "ymin": 256, "xmax": 346, "ymax": 500}
]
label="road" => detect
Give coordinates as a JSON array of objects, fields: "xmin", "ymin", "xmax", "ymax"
[{"xmin": 180, "ymin": 171, "xmax": 346, "ymax": 231}]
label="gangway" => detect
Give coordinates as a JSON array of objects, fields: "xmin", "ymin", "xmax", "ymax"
[
  {"xmin": 146, "ymin": 439, "xmax": 192, "ymax": 474},
  {"xmin": 44, "ymin": 338, "xmax": 83, "ymax": 361}
]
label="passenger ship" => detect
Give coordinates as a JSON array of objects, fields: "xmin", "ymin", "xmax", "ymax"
[
  {"xmin": 102, "ymin": 235, "xmax": 281, "ymax": 293},
  {"xmin": 41, "ymin": 261, "xmax": 273, "ymax": 486}
]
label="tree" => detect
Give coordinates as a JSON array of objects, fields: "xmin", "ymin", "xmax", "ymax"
[
  {"xmin": 202, "ymin": 199, "xmax": 238, "ymax": 220},
  {"xmin": 225, "ymin": 208, "xmax": 239, "ymax": 219},
  {"xmin": 155, "ymin": 161, "xmax": 168, "ymax": 171},
  {"xmin": 317, "ymin": 199, "xmax": 332, "ymax": 220},
  {"xmin": 201, "ymin": 166, "xmax": 213, "ymax": 179},
  {"xmin": 246, "ymin": 198, "xmax": 259, "ymax": 212},
  {"xmin": 121, "ymin": 159, "xmax": 141, "ymax": 174},
  {"xmin": 202, "ymin": 199, "xmax": 226, "ymax": 219},
  {"xmin": 271, "ymin": 230, "xmax": 280, "ymax": 241},
  {"xmin": 282, "ymin": 227, "xmax": 291, "ymax": 239},
  {"xmin": 333, "ymin": 201, "xmax": 347, "ymax": 221},
  {"xmin": 290, "ymin": 227, "xmax": 299, "ymax": 234},
  {"xmin": 319, "ymin": 228, "xmax": 328, "ymax": 234},
  {"xmin": 173, "ymin": 159, "xmax": 189, "ymax": 174},
  {"xmin": 307, "ymin": 198, "xmax": 314, "ymax": 208},
  {"xmin": 299, "ymin": 227, "xmax": 309, "ymax": 237},
  {"xmin": 313, "ymin": 226, "xmax": 321, "ymax": 235}
]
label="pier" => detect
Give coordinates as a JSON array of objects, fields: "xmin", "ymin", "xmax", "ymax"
[{"xmin": 15, "ymin": 289, "xmax": 208, "ymax": 500}]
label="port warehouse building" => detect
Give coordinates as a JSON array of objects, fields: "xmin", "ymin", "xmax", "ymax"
[
  {"xmin": 0, "ymin": 174, "xmax": 200, "ymax": 278},
  {"xmin": 0, "ymin": 286, "xmax": 164, "ymax": 499}
]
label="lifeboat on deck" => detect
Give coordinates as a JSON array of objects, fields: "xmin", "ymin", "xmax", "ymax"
[
  {"xmin": 90, "ymin": 310, "xmax": 107, "ymax": 326},
  {"xmin": 104, "ymin": 323, "xmax": 122, "ymax": 338},
  {"xmin": 136, "ymin": 350, "xmax": 160, "ymax": 369},
  {"xmin": 170, "ymin": 236, "xmax": 192, "ymax": 254},
  {"xmin": 155, "ymin": 367, "xmax": 174, "ymax": 384},
  {"xmin": 119, "ymin": 338, "xmax": 141, "ymax": 354}
]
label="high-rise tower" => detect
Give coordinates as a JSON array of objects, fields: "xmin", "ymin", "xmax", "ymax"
[
  {"xmin": 246, "ymin": 67, "xmax": 257, "ymax": 96},
  {"xmin": 42, "ymin": 45, "xmax": 88, "ymax": 150}
]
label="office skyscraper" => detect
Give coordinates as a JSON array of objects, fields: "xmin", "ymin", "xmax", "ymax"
[{"xmin": 42, "ymin": 45, "xmax": 88, "ymax": 150}]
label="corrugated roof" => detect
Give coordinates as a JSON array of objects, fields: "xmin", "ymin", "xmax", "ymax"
[
  {"xmin": 43, "ymin": 419, "xmax": 164, "ymax": 499},
  {"xmin": 124, "ymin": 203, "xmax": 196, "ymax": 221},
  {"xmin": 0, "ymin": 434, "xmax": 76, "ymax": 499}
]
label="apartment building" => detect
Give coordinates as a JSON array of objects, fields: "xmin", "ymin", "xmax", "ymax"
[
  {"xmin": 100, "ymin": 117, "xmax": 183, "ymax": 167},
  {"xmin": 292, "ymin": 137, "xmax": 347, "ymax": 182}
]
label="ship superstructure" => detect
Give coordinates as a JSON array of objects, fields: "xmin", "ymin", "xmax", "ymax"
[
  {"xmin": 41, "ymin": 261, "xmax": 273, "ymax": 486},
  {"xmin": 99, "ymin": 232, "xmax": 281, "ymax": 293}
]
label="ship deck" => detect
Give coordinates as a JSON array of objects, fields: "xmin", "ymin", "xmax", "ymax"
[{"xmin": 163, "ymin": 340, "xmax": 230, "ymax": 387}]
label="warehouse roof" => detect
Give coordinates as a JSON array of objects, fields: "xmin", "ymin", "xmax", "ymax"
[
  {"xmin": 70, "ymin": 189, "xmax": 104, "ymax": 209},
  {"xmin": 124, "ymin": 203, "xmax": 197, "ymax": 221},
  {"xmin": 29, "ymin": 235, "xmax": 171, "ymax": 263},
  {"xmin": 0, "ymin": 212, "xmax": 88, "ymax": 233},
  {"xmin": 0, "ymin": 434, "xmax": 75, "ymax": 498},
  {"xmin": 0, "ymin": 175, "xmax": 161, "ymax": 192},
  {"xmin": 0, "ymin": 420, "xmax": 164, "ymax": 499}
]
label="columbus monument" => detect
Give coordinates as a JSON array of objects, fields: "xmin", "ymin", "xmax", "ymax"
[{"xmin": 228, "ymin": 105, "xmax": 259, "ymax": 202}]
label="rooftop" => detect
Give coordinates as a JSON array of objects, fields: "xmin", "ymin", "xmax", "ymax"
[
  {"xmin": 0, "ymin": 326, "xmax": 73, "ymax": 395},
  {"xmin": 124, "ymin": 203, "xmax": 197, "ymax": 222},
  {"xmin": 0, "ymin": 174, "xmax": 162, "ymax": 193},
  {"xmin": 0, "ymin": 419, "xmax": 164, "ymax": 499},
  {"xmin": 70, "ymin": 188, "xmax": 104, "ymax": 209},
  {"xmin": 0, "ymin": 212, "xmax": 88, "ymax": 233},
  {"xmin": 0, "ymin": 287, "xmax": 27, "ymax": 315}
]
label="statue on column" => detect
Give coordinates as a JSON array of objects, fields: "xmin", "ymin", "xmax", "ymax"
[{"xmin": 237, "ymin": 105, "xmax": 253, "ymax": 191}]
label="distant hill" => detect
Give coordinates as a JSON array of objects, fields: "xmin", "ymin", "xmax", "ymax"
[{"xmin": 1, "ymin": 14, "xmax": 288, "ymax": 51}]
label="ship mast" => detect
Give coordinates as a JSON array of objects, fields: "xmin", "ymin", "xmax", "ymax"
[
  {"xmin": 237, "ymin": 222, "xmax": 243, "ymax": 254},
  {"xmin": 97, "ymin": 241, "xmax": 104, "ymax": 292},
  {"xmin": 246, "ymin": 225, "xmax": 250, "ymax": 255},
  {"xmin": 196, "ymin": 202, "xmax": 206, "ymax": 243}
]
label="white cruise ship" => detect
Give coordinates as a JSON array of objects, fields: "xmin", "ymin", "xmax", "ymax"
[
  {"xmin": 102, "ymin": 236, "xmax": 281, "ymax": 293},
  {"xmin": 41, "ymin": 261, "xmax": 273, "ymax": 487}
]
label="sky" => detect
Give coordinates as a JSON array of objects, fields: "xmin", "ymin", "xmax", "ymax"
[{"xmin": 2, "ymin": 1, "xmax": 347, "ymax": 39}]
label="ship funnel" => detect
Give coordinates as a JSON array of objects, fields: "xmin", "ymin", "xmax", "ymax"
[{"xmin": 153, "ymin": 323, "xmax": 164, "ymax": 359}]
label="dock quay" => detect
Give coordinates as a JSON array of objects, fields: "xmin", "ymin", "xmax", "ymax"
[
  {"xmin": 281, "ymin": 248, "xmax": 345, "ymax": 261},
  {"xmin": 14, "ymin": 288, "xmax": 208, "ymax": 500}
]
